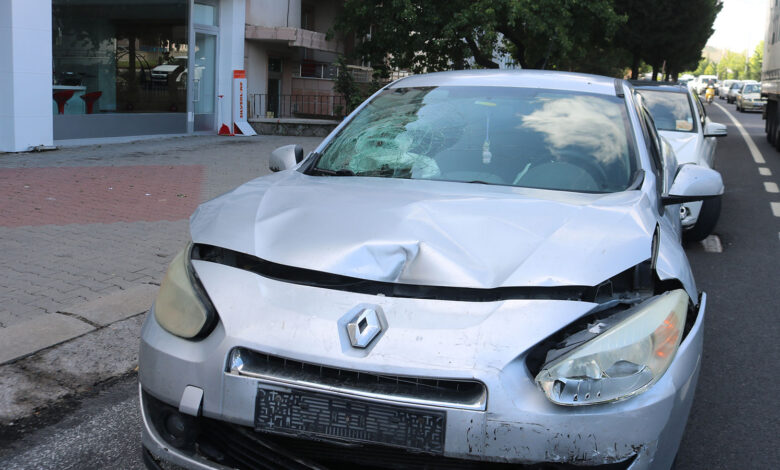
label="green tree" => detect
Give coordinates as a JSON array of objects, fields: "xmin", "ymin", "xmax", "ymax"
[
  {"xmin": 333, "ymin": 56, "xmax": 362, "ymax": 113},
  {"xmin": 615, "ymin": 0, "xmax": 721, "ymax": 80},
  {"xmin": 748, "ymin": 40, "xmax": 764, "ymax": 81},
  {"xmin": 333, "ymin": 0, "xmax": 624, "ymax": 74},
  {"xmin": 718, "ymin": 50, "xmax": 748, "ymax": 79}
]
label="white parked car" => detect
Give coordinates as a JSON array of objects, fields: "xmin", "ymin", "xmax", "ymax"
[
  {"xmin": 719, "ymin": 79, "xmax": 738, "ymax": 99},
  {"xmin": 633, "ymin": 81, "xmax": 727, "ymax": 241}
]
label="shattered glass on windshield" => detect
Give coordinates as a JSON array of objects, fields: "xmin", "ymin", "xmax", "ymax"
[{"xmin": 312, "ymin": 86, "xmax": 637, "ymax": 193}]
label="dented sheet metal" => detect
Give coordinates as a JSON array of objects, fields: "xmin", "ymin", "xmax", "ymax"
[{"xmin": 191, "ymin": 170, "xmax": 661, "ymax": 291}]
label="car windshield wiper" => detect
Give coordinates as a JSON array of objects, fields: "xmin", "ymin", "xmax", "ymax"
[
  {"xmin": 307, "ymin": 167, "xmax": 356, "ymax": 176},
  {"xmin": 466, "ymin": 180, "xmax": 496, "ymax": 185}
]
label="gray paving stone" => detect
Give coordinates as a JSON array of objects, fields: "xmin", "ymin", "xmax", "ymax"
[
  {"xmin": 0, "ymin": 314, "xmax": 95, "ymax": 364},
  {"xmin": 61, "ymin": 285, "xmax": 157, "ymax": 326}
]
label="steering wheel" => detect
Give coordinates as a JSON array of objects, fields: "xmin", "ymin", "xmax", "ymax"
[{"xmin": 552, "ymin": 152, "xmax": 612, "ymax": 191}]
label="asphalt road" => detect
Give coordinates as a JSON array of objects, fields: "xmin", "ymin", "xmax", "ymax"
[{"xmin": 0, "ymin": 101, "xmax": 778, "ymax": 469}]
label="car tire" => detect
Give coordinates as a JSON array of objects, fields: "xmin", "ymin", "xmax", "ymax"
[
  {"xmin": 683, "ymin": 196, "xmax": 721, "ymax": 243},
  {"xmin": 774, "ymin": 123, "xmax": 780, "ymax": 151}
]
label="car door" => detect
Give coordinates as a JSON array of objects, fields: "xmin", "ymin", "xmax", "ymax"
[{"xmin": 634, "ymin": 99, "xmax": 682, "ymax": 238}]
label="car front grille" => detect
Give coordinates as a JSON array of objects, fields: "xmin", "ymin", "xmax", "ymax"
[{"xmin": 227, "ymin": 347, "xmax": 487, "ymax": 410}]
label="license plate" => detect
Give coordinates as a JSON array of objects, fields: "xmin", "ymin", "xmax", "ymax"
[{"xmin": 254, "ymin": 385, "xmax": 446, "ymax": 454}]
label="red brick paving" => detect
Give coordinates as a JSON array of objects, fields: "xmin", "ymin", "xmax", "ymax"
[{"xmin": 0, "ymin": 165, "xmax": 204, "ymax": 227}]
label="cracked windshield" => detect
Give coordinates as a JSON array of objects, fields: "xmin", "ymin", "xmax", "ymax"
[{"xmin": 314, "ymin": 86, "xmax": 636, "ymax": 193}]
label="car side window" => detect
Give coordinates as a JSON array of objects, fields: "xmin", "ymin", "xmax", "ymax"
[
  {"xmin": 693, "ymin": 92, "xmax": 706, "ymax": 125},
  {"xmin": 632, "ymin": 93, "xmax": 664, "ymax": 197}
]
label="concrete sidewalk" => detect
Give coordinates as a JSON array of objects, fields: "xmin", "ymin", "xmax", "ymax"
[{"xmin": 0, "ymin": 134, "xmax": 323, "ymax": 426}]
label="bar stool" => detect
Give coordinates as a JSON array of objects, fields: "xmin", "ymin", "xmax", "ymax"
[
  {"xmin": 80, "ymin": 91, "xmax": 102, "ymax": 114},
  {"xmin": 53, "ymin": 90, "xmax": 76, "ymax": 114}
]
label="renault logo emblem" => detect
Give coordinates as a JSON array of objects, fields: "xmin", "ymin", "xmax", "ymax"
[{"xmin": 346, "ymin": 307, "xmax": 382, "ymax": 348}]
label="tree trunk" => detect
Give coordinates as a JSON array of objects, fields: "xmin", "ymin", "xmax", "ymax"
[
  {"xmin": 651, "ymin": 64, "xmax": 660, "ymax": 81},
  {"xmin": 631, "ymin": 53, "xmax": 640, "ymax": 80},
  {"xmin": 464, "ymin": 36, "xmax": 499, "ymax": 69}
]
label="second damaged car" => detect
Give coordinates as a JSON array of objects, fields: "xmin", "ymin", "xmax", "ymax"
[{"xmin": 139, "ymin": 71, "xmax": 721, "ymax": 470}]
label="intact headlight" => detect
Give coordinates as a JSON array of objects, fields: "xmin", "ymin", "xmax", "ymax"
[
  {"xmin": 535, "ymin": 289, "xmax": 688, "ymax": 406},
  {"xmin": 154, "ymin": 243, "xmax": 218, "ymax": 339}
]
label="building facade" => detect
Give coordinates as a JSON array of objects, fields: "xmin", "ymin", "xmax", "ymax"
[
  {"xmin": 244, "ymin": 0, "xmax": 372, "ymax": 122},
  {"xmin": 1, "ymin": 0, "xmax": 247, "ymax": 152},
  {"xmin": 0, "ymin": 0, "xmax": 370, "ymax": 152}
]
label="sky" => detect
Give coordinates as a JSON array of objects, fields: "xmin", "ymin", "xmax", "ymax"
[{"xmin": 706, "ymin": 0, "xmax": 769, "ymax": 55}]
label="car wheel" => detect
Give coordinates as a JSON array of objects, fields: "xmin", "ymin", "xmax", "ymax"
[
  {"xmin": 774, "ymin": 123, "xmax": 780, "ymax": 151},
  {"xmin": 683, "ymin": 196, "xmax": 721, "ymax": 243}
]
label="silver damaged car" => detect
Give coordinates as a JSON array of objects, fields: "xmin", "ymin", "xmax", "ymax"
[{"xmin": 139, "ymin": 71, "xmax": 723, "ymax": 470}]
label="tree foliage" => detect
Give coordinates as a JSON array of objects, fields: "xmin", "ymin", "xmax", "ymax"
[
  {"xmin": 333, "ymin": 0, "xmax": 724, "ymax": 80},
  {"xmin": 748, "ymin": 41, "xmax": 764, "ymax": 81},
  {"xmin": 333, "ymin": 0, "xmax": 623, "ymax": 73}
]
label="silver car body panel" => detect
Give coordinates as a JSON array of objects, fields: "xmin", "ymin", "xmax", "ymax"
[{"xmin": 192, "ymin": 173, "xmax": 658, "ymax": 290}]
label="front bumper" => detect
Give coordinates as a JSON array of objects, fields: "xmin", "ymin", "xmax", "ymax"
[
  {"xmin": 140, "ymin": 265, "xmax": 706, "ymax": 470},
  {"xmin": 741, "ymin": 101, "xmax": 766, "ymax": 111}
]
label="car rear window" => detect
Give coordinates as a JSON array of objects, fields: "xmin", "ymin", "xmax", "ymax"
[
  {"xmin": 636, "ymin": 89, "xmax": 696, "ymax": 133},
  {"xmin": 313, "ymin": 86, "xmax": 637, "ymax": 193}
]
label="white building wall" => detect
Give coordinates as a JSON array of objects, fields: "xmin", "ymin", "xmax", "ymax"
[
  {"xmin": 246, "ymin": 43, "xmax": 269, "ymax": 96},
  {"xmin": 218, "ymin": 0, "xmax": 247, "ymax": 130},
  {"xmin": 247, "ymin": 0, "xmax": 301, "ymax": 28},
  {"xmin": 0, "ymin": 0, "xmax": 53, "ymax": 152}
]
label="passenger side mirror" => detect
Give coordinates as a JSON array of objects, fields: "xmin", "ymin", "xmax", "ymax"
[
  {"xmin": 662, "ymin": 164, "xmax": 724, "ymax": 205},
  {"xmin": 704, "ymin": 122, "xmax": 727, "ymax": 137},
  {"xmin": 269, "ymin": 144, "xmax": 304, "ymax": 172}
]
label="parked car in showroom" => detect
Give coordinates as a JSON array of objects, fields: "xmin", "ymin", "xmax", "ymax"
[
  {"xmin": 632, "ymin": 81, "xmax": 727, "ymax": 241},
  {"xmin": 139, "ymin": 70, "xmax": 722, "ymax": 470},
  {"xmin": 150, "ymin": 56, "xmax": 188, "ymax": 86},
  {"xmin": 736, "ymin": 82, "xmax": 766, "ymax": 112}
]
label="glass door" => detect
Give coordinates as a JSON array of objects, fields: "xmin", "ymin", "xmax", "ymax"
[{"xmin": 193, "ymin": 31, "xmax": 216, "ymax": 131}]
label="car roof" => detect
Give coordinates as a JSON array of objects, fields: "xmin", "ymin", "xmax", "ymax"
[
  {"xmin": 389, "ymin": 70, "xmax": 622, "ymax": 96},
  {"xmin": 629, "ymin": 80, "xmax": 689, "ymax": 93}
]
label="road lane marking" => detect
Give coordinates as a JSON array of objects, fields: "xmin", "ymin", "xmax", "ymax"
[
  {"xmin": 765, "ymin": 182, "xmax": 780, "ymax": 193},
  {"xmin": 772, "ymin": 202, "xmax": 780, "ymax": 217},
  {"xmin": 701, "ymin": 235, "xmax": 723, "ymax": 253},
  {"xmin": 759, "ymin": 167, "xmax": 772, "ymax": 176},
  {"xmin": 714, "ymin": 102, "xmax": 766, "ymax": 164}
]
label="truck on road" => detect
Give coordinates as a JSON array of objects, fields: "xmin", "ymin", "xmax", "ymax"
[{"xmin": 762, "ymin": 1, "xmax": 780, "ymax": 147}]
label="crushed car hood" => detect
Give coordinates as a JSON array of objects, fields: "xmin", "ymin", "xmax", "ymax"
[{"xmin": 190, "ymin": 171, "xmax": 657, "ymax": 289}]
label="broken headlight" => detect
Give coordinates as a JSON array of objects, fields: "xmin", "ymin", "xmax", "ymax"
[
  {"xmin": 154, "ymin": 243, "xmax": 218, "ymax": 339},
  {"xmin": 535, "ymin": 289, "xmax": 688, "ymax": 406}
]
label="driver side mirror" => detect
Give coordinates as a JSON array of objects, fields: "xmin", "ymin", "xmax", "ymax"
[
  {"xmin": 662, "ymin": 164, "xmax": 724, "ymax": 205},
  {"xmin": 269, "ymin": 144, "xmax": 304, "ymax": 172},
  {"xmin": 704, "ymin": 122, "xmax": 727, "ymax": 137}
]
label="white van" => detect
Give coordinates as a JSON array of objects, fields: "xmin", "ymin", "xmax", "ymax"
[{"xmin": 693, "ymin": 75, "xmax": 718, "ymax": 94}]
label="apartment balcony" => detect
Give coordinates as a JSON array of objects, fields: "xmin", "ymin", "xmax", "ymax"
[{"xmin": 245, "ymin": 26, "xmax": 342, "ymax": 54}]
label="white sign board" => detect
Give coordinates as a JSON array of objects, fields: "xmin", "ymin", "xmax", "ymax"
[{"xmin": 232, "ymin": 70, "xmax": 256, "ymax": 136}]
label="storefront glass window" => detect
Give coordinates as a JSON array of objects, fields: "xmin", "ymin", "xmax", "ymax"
[
  {"xmin": 193, "ymin": 3, "xmax": 217, "ymax": 26},
  {"xmin": 52, "ymin": 0, "xmax": 189, "ymax": 116}
]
